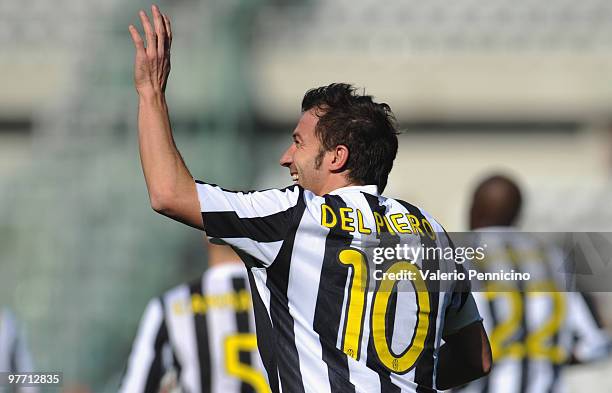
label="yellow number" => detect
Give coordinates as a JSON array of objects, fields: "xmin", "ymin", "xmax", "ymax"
[
  {"xmin": 338, "ymin": 249, "xmax": 431, "ymax": 373},
  {"xmin": 338, "ymin": 249, "xmax": 369, "ymax": 360},
  {"xmin": 372, "ymin": 262, "xmax": 430, "ymax": 373},
  {"xmin": 483, "ymin": 284, "xmax": 524, "ymax": 361},
  {"xmin": 526, "ymin": 283, "xmax": 566, "ymax": 363},
  {"xmin": 484, "ymin": 281, "xmax": 566, "ymax": 364},
  {"xmin": 224, "ymin": 333, "xmax": 271, "ymax": 393}
]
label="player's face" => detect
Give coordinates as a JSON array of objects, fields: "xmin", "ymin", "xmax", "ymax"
[{"xmin": 279, "ymin": 110, "xmax": 328, "ymax": 194}]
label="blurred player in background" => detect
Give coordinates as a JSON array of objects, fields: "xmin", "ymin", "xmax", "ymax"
[
  {"xmin": 128, "ymin": 6, "xmax": 491, "ymax": 392},
  {"xmin": 118, "ymin": 243, "xmax": 269, "ymax": 393},
  {"xmin": 452, "ymin": 174, "xmax": 610, "ymax": 393},
  {"xmin": 0, "ymin": 307, "xmax": 38, "ymax": 393}
]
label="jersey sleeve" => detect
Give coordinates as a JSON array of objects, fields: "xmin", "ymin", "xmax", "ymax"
[
  {"xmin": 435, "ymin": 232, "xmax": 483, "ymax": 337},
  {"xmin": 442, "ymin": 291, "xmax": 483, "ymax": 337},
  {"xmin": 119, "ymin": 298, "xmax": 170, "ymax": 393},
  {"xmin": 442, "ymin": 262, "xmax": 483, "ymax": 337},
  {"xmin": 195, "ymin": 181, "xmax": 302, "ymax": 267}
]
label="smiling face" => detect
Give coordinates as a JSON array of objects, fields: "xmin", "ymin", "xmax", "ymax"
[{"xmin": 279, "ymin": 110, "xmax": 328, "ymax": 194}]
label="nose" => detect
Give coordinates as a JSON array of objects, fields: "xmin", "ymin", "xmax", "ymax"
[{"xmin": 279, "ymin": 144, "xmax": 295, "ymax": 167}]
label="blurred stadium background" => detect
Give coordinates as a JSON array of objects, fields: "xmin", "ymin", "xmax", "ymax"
[{"xmin": 1, "ymin": 0, "xmax": 612, "ymax": 391}]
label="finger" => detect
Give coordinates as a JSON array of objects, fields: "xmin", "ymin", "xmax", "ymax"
[
  {"xmin": 162, "ymin": 14, "xmax": 172, "ymax": 48},
  {"xmin": 152, "ymin": 5, "xmax": 166, "ymax": 55},
  {"xmin": 128, "ymin": 25, "xmax": 145, "ymax": 52},
  {"xmin": 139, "ymin": 10, "xmax": 157, "ymax": 55}
]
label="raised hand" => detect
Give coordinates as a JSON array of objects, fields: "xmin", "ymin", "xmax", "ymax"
[{"xmin": 128, "ymin": 5, "xmax": 172, "ymax": 96}]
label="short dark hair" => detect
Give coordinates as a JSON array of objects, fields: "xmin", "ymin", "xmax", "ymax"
[{"xmin": 301, "ymin": 83, "xmax": 399, "ymax": 193}]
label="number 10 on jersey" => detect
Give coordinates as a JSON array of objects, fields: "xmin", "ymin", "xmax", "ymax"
[{"xmin": 338, "ymin": 248, "xmax": 431, "ymax": 373}]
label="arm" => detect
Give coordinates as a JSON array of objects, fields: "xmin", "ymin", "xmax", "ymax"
[
  {"xmin": 129, "ymin": 6, "xmax": 202, "ymax": 229},
  {"xmin": 436, "ymin": 321, "xmax": 492, "ymax": 390}
]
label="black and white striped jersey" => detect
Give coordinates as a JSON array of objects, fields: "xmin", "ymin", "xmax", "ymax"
[
  {"xmin": 195, "ymin": 182, "xmax": 482, "ymax": 393},
  {"xmin": 453, "ymin": 229, "xmax": 610, "ymax": 393},
  {"xmin": 0, "ymin": 308, "xmax": 37, "ymax": 393},
  {"xmin": 119, "ymin": 264, "xmax": 269, "ymax": 393}
]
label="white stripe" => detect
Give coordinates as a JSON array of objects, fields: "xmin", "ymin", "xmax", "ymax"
[
  {"xmin": 344, "ymin": 192, "xmax": 382, "ymax": 392},
  {"xmin": 336, "ymin": 272, "xmax": 351, "ymax": 349},
  {"xmin": 205, "ymin": 267, "xmax": 240, "ymax": 393},
  {"xmin": 119, "ymin": 299, "xmax": 163, "ymax": 393},
  {"xmin": 251, "ymin": 268, "xmax": 272, "ymax": 319},
  {"xmin": 568, "ymin": 293, "xmax": 610, "ymax": 361},
  {"xmin": 211, "ymin": 237, "xmax": 283, "ymax": 268},
  {"xmin": 490, "ymin": 360, "xmax": 521, "ymax": 393},
  {"xmin": 163, "ymin": 284, "xmax": 201, "ymax": 393},
  {"xmin": 0, "ymin": 309, "xmax": 14, "ymax": 371},
  {"xmin": 197, "ymin": 183, "xmax": 300, "ymax": 217},
  {"xmin": 527, "ymin": 359, "xmax": 554, "ymax": 393},
  {"xmin": 287, "ymin": 198, "xmax": 332, "ymax": 393}
]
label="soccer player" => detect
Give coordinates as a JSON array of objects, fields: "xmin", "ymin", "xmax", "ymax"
[
  {"xmin": 454, "ymin": 174, "xmax": 610, "ymax": 393},
  {"xmin": 128, "ymin": 6, "xmax": 492, "ymax": 392},
  {"xmin": 0, "ymin": 308, "xmax": 38, "ymax": 393},
  {"xmin": 119, "ymin": 243, "xmax": 269, "ymax": 393}
]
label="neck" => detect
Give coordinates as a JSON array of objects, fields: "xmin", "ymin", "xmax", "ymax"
[{"xmin": 315, "ymin": 178, "xmax": 361, "ymax": 196}]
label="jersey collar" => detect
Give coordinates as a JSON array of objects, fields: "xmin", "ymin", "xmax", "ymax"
[{"xmin": 328, "ymin": 184, "xmax": 379, "ymax": 196}]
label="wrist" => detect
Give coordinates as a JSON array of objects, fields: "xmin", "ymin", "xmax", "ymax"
[{"xmin": 138, "ymin": 89, "xmax": 166, "ymax": 106}]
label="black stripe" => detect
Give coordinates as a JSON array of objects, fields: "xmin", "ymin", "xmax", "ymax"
[
  {"xmin": 246, "ymin": 268, "xmax": 280, "ymax": 393},
  {"xmin": 204, "ymin": 209, "xmax": 292, "ymax": 242},
  {"xmin": 313, "ymin": 195, "xmax": 356, "ymax": 393},
  {"xmin": 548, "ymin": 364, "xmax": 561, "ymax": 393},
  {"xmin": 144, "ymin": 300, "xmax": 170, "ymax": 393},
  {"xmin": 162, "ymin": 293, "xmax": 183, "ymax": 385},
  {"xmin": 547, "ymin": 277, "xmax": 563, "ymax": 393},
  {"xmin": 397, "ymin": 200, "xmax": 440, "ymax": 393},
  {"xmin": 478, "ymin": 297, "xmax": 499, "ymax": 393},
  {"xmin": 519, "ymin": 291, "xmax": 529, "ymax": 393},
  {"xmin": 266, "ymin": 190, "xmax": 307, "ymax": 393},
  {"xmin": 189, "ymin": 279, "xmax": 212, "ymax": 393},
  {"xmin": 579, "ymin": 293, "xmax": 604, "ymax": 329},
  {"xmin": 196, "ymin": 182, "xmax": 301, "ymax": 242},
  {"xmin": 387, "ymin": 289, "xmax": 398, "ymax": 357},
  {"xmin": 172, "ymin": 349, "xmax": 182, "ymax": 388},
  {"xmin": 195, "ymin": 181, "xmax": 299, "ymax": 196},
  {"xmin": 9, "ymin": 334, "xmax": 18, "ymax": 374},
  {"xmin": 506, "ymin": 244, "xmax": 529, "ymax": 393},
  {"xmin": 363, "ymin": 193, "xmax": 401, "ymax": 393},
  {"xmin": 232, "ymin": 276, "xmax": 255, "ymax": 393}
]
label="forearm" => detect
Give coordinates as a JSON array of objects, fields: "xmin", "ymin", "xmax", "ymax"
[
  {"xmin": 436, "ymin": 321, "xmax": 491, "ymax": 390},
  {"xmin": 137, "ymin": 91, "xmax": 202, "ymax": 228},
  {"xmin": 437, "ymin": 341, "xmax": 481, "ymax": 389}
]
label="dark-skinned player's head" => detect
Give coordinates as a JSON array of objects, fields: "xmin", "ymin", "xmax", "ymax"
[{"xmin": 469, "ymin": 174, "xmax": 522, "ymax": 230}]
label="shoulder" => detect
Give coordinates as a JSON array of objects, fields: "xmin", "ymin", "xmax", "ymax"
[
  {"xmin": 383, "ymin": 195, "xmax": 452, "ymax": 242},
  {"xmin": 381, "ymin": 194, "xmax": 439, "ymax": 223}
]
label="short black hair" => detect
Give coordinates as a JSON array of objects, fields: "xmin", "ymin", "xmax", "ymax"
[
  {"xmin": 471, "ymin": 174, "xmax": 523, "ymax": 228},
  {"xmin": 301, "ymin": 83, "xmax": 399, "ymax": 193}
]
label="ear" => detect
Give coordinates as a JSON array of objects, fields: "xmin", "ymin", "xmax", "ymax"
[{"xmin": 329, "ymin": 144, "xmax": 349, "ymax": 171}]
